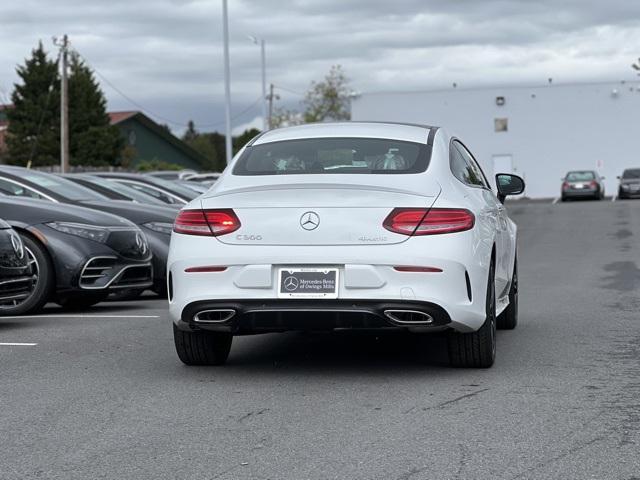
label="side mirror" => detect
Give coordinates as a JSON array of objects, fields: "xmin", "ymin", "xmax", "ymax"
[{"xmin": 496, "ymin": 173, "xmax": 525, "ymax": 204}]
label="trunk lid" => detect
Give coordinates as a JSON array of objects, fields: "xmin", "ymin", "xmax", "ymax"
[{"xmin": 200, "ymin": 182, "xmax": 441, "ymax": 246}]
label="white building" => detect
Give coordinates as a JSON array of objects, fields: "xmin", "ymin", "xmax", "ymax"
[{"xmin": 351, "ymin": 80, "xmax": 640, "ymax": 198}]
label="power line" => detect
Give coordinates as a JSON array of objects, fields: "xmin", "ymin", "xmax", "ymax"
[
  {"xmin": 274, "ymin": 84, "xmax": 305, "ymax": 96},
  {"xmin": 72, "ymin": 47, "xmax": 262, "ymax": 131}
]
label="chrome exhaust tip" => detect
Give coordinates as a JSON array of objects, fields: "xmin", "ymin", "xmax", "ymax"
[
  {"xmin": 193, "ymin": 309, "xmax": 236, "ymax": 323},
  {"xmin": 384, "ymin": 309, "xmax": 433, "ymax": 325}
]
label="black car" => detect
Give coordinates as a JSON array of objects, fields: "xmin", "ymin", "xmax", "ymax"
[
  {"xmin": 0, "ymin": 166, "xmax": 176, "ymax": 295},
  {"xmin": 63, "ymin": 174, "xmax": 179, "ymax": 208},
  {"xmin": 617, "ymin": 168, "xmax": 640, "ymax": 199},
  {"xmin": 90, "ymin": 172, "xmax": 199, "ymax": 206},
  {"xmin": 561, "ymin": 170, "xmax": 605, "ymax": 201},
  {"xmin": 0, "ymin": 218, "xmax": 35, "ymax": 314},
  {"xmin": 0, "ymin": 197, "xmax": 152, "ymax": 314}
]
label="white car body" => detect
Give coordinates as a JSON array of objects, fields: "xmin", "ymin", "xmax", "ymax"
[{"xmin": 168, "ymin": 122, "xmax": 521, "ymax": 367}]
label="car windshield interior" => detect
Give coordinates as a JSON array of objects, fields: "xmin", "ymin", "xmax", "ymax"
[
  {"xmin": 566, "ymin": 172, "xmax": 595, "ymax": 181},
  {"xmin": 233, "ymin": 138, "xmax": 428, "ymax": 175},
  {"xmin": 622, "ymin": 169, "xmax": 640, "ymax": 179}
]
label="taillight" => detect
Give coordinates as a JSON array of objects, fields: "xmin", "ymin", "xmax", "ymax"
[
  {"xmin": 589, "ymin": 181, "xmax": 598, "ymax": 188},
  {"xmin": 383, "ymin": 208, "xmax": 475, "ymax": 236},
  {"xmin": 562, "ymin": 182, "xmax": 570, "ymax": 190},
  {"xmin": 173, "ymin": 209, "xmax": 241, "ymax": 236}
]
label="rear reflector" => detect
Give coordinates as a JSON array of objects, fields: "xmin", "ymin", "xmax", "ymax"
[
  {"xmin": 393, "ymin": 266, "xmax": 443, "ymax": 273},
  {"xmin": 174, "ymin": 209, "xmax": 241, "ymax": 236},
  {"xmin": 184, "ymin": 266, "xmax": 228, "ymax": 273},
  {"xmin": 383, "ymin": 208, "xmax": 474, "ymax": 236}
]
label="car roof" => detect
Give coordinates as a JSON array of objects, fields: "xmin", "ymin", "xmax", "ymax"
[{"xmin": 252, "ymin": 122, "xmax": 437, "ymax": 146}]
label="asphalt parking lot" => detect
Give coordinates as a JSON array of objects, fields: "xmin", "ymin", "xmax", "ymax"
[{"xmin": 1, "ymin": 199, "xmax": 639, "ymax": 479}]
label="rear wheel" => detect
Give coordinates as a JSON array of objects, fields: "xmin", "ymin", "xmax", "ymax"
[
  {"xmin": 497, "ymin": 257, "xmax": 518, "ymax": 330},
  {"xmin": 173, "ymin": 324, "xmax": 232, "ymax": 366},
  {"xmin": 447, "ymin": 259, "xmax": 496, "ymax": 368},
  {"xmin": 0, "ymin": 234, "xmax": 54, "ymax": 316}
]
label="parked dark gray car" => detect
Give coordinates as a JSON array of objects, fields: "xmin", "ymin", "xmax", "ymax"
[
  {"xmin": 617, "ymin": 168, "xmax": 640, "ymax": 199},
  {"xmin": 0, "ymin": 166, "xmax": 176, "ymax": 295},
  {"xmin": 561, "ymin": 170, "xmax": 605, "ymax": 201},
  {"xmin": 0, "ymin": 197, "xmax": 152, "ymax": 314}
]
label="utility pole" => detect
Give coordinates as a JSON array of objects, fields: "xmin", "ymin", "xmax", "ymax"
[
  {"xmin": 267, "ymin": 83, "xmax": 279, "ymax": 129},
  {"xmin": 221, "ymin": 0, "xmax": 232, "ymax": 165},
  {"xmin": 57, "ymin": 35, "xmax": 70, "ymax": 173},
  {"xmin": 259, "ymin": 39, "xmax": 267, "ymax": 131},
  {"xmin": 249, "ymin": 36, "xmax": 268, "ymax": 131}
]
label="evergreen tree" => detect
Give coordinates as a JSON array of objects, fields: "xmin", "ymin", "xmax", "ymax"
[
  {"xmin": 233, "ymin": 128, "xmax": 260, "ymax": 153},
  {"xmin": 6, "ymin": 42, "xmax": 60, "ymax": 166},
  {"xmin": 183, "ymin": 120, "xmax": 198, "ymax": 142},
  {"xmin": 68, "ymin": 53, "xmax": 123, "ymax": 167}
]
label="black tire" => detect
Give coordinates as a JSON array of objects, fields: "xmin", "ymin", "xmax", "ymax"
[
  {"xmin": 0, "ymin": 234, "xmax": 55, "ymax": 316},
  {"xmin": 497, "ymin": 257, "xmax": 518, "ymax": 330},
  {"xmin": 173, "ymin": 324, "xmax": 232, "ymax": 366},
  {"xmin": 55, "ymin": 293, "xmax": 109, "ymax": 310},
  {"xmin": 447, "ymin": 258, "xmax": 496, "ymax": 368},
  {"xmin": 152, "ymin": 283, "xmax": 168, "ymax": 298}
]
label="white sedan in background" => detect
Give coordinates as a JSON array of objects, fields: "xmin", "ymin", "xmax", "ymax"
[{"xmin": 168, "ymin": 122, "xmax": 525, "ymax": 368}]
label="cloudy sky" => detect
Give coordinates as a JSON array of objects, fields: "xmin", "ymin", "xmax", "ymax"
[{"xmin": 1, "ymin": 0, "xmax": 639, "ymax": 134}]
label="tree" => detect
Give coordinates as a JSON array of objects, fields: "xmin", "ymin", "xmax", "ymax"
[
  {"xmin": 183, "ymin": 120, "xmax": 198, "ymax": 142},
  {"xmin": 270, "ymin": 107, "xmax": 303, "ymax": 129},
  {"xmin": 302, "ymin": 65, "xmax": 351, "ymax": 123},
  {"xmin": 189, "ymin": 135, "xmax": 219, "ymax": 171},
  {"xmin": 181, "ymin": 123, "xmax": 260, "ymax": 172},
  {"xmin": 233, "ymin": 128, "xmax": 260, "ymax": 153},
  {"xmin": 68, "ymin": 53, "xmax": 123, "ymax": 167},
  {"xmin": 6, "ymin": 42, "xmax": 60, "ymax": 166}
]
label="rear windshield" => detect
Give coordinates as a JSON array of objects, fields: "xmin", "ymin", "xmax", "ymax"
[
  {"xmin": 233, "ymin": 138, "xmax": 429, "ymax": 175},
  {"xmin": 566, "ymin": 171, "xmax": 595, "ymax": 181},
  {"xmin": 622, "ymin": 169, "xmax": 640, "ymax": 179}
]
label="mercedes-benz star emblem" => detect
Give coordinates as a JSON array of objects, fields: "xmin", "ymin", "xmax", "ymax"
[
  {"xmin": 135, "ymin": 232, "xmax": 147, "ymax": 255},
  {"xmin": 300, "ymin": 211, "xmax": 320, "ymax": 231},
  {"xmin": 283, "ymin": 276, "xmax": 299, "ymax": 291},
  {"xmin": 10, "ymin": 233, "xmax": 24, "ymax": 260}
]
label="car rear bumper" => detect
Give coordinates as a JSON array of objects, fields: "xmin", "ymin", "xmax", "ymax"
[
  {"xmin": 562, "ymin": 188, "xmax": 599, "ymax": 198},
  {"xmin": 167, "ymin": 232, "xmax": 493, "ymax": 333},
  {"xmin": 175, "ymin": 299, "xmax": 453, "ymax": 334}
]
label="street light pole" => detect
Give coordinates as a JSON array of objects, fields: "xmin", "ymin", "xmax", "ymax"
[
  {"xmin": 260, "ymin": 39, "xmax": 267, "ymax": 131},
  {"xmin": 222, "ymin": 0, "xmax": 232, "ymax": 165},
  {"xmin": 249, "ymin": 36, "xmax": 268, "ymax": 131}
]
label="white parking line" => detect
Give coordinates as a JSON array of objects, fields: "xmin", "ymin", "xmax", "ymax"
[
  {"xmin": 0, "ymin": 314, "xmax": 160, "ymax": 320},
  {"xmin": 552, "ymin": 197, "xmax": 560, "ymax": 204},
  {"xmin": 0, "ymin": 342, "xmax": 37, "ymax": 346},
  {"xmin": 611, "ymin": 195, "xmax": 617, "ymax": 202}
]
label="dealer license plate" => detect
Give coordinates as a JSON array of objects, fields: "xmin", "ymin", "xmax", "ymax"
[{"xmin": 278, "ymin": 268, "xmax": 339, "ymax": 299}]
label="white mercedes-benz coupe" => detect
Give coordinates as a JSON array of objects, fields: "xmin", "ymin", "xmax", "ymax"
[{"xmin": 168, "ymin": 122, "xmax": 524, "ymax": 368}]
